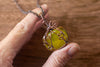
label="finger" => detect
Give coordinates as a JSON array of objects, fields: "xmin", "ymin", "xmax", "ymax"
[
  {"xmin": 0, "ymin": 4, "xmax": 48, "ymax": 60},
  {"xmin": 33, "ymin": 13, "xmax": 49, "ymax": 32},
  {"xmin": 43, "ymin": 43, "xmax": 80, "ymax": 67}
]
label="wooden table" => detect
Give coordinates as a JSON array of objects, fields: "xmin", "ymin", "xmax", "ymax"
[{"xmin": 0, "ymin": 0, "xmax": 100, "ymax": 67}]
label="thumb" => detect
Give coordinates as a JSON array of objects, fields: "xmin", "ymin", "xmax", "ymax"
[{"xmin": 43, "ymin": 43, "xmax": 80, "ymax": 67}]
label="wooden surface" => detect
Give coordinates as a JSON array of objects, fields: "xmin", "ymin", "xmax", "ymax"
[{"xmin": 0, "ymin": 0, "xmax": 100, "ymax": 67}]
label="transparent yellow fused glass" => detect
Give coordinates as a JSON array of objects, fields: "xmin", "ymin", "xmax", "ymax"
[{"xmin": 43, "ymin": 26, "xmax": 68, "ymax": 51}]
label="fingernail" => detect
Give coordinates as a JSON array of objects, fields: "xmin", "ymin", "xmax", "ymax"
[
  {"xmin": 68, "ymin": 46, "xmax": 80, "ymax": 57},
  {"xmin": 42, "ymin": 4, "xmax": 48, "ymax": 15},
  {"xmin": 42, "ymin": 4, "xmax": 47, "ymax": 8}
]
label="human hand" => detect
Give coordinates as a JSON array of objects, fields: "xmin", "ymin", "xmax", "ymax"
[{"xmin": 0, "ymin": 4, "xmax": 80, "ymax": 67}]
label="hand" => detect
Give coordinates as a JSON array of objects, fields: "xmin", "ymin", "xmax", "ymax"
[{"xmin": 0, "ymin": 4, "xmax": 80, "ymax": 67}]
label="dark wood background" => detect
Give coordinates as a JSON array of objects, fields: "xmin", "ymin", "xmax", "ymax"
[{"xmin": 0, "ymin": 0, "xmax": 100, "ymax": 67}]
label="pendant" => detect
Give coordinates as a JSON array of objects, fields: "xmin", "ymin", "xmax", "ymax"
[{"xmin": 43, "ymin": 26, "xmax": 68, "ymax": 51}]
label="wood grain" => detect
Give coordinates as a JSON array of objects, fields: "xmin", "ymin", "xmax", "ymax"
[{"xmin": 0, "ymin": 0, "xmax": 100, "ymax": 67}]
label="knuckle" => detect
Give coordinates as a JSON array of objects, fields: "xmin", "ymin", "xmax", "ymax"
[
  {"xmin": 52, "ymin": 51, "xmax": 64, "ymax": 65},
  {"xmin": 16, "ymin": 22, "xmax": 25, "ymax": 29},
  {"xmin": 15, "ymin": 22, "xmax": 26, "ymax": 34},
  {"xmin": 51, "ymin": 51, "xmax": 70, "ymax": 66}
]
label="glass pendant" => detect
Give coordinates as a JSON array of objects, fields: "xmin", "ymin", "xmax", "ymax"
[{"xmin": 43, "ymin": 26, "xmax": 68, "ymax": 51}]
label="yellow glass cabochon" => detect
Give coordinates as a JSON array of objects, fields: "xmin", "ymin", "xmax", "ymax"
[{"xmin": 43, "ymin": 26, "xmax": 68, "ymax": 51}]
